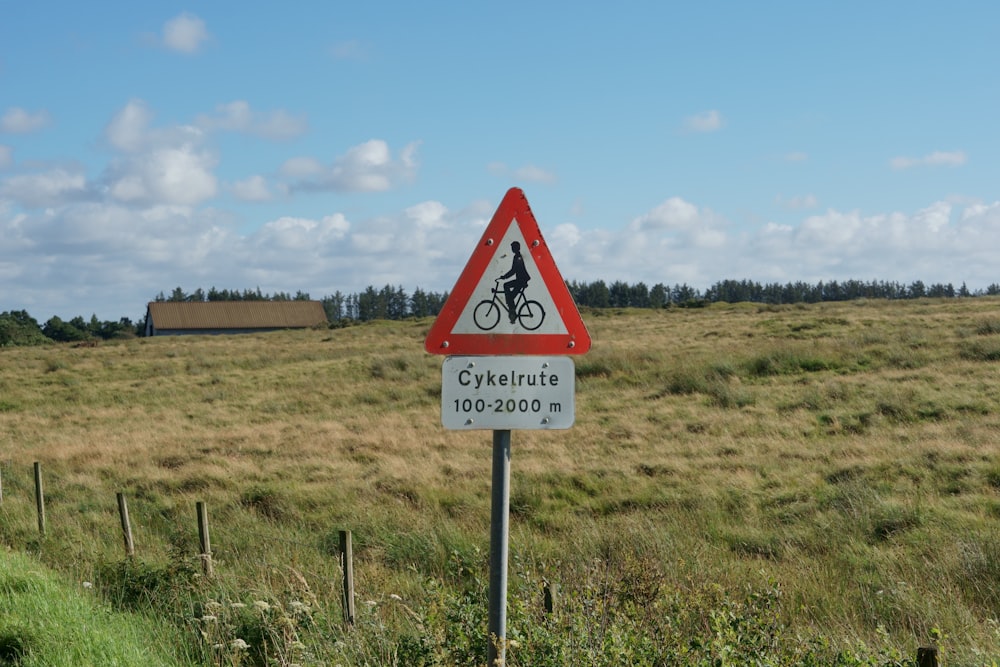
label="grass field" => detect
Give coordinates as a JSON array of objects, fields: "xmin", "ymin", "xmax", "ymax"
[{"xmin": 1, "ymin": 298, "xmax": 999, "ymax": 665}]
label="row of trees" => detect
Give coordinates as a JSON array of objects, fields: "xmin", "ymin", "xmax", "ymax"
[
  {"xmin": 567, "ymin": 278, "xmax": 1000, "ymax": 308},
  {"xmin": 5, "ymin": 278, "xmax": 1000, "ymax": 347},
  {"xmin": 151, "ymin": 285, "xmax": 450, "ymax": 323},
  {"xmin": 0, "ymin": 311, "xmax": 138, "ymax": 346}
]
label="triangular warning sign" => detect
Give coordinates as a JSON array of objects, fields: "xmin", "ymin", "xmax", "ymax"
[{"xmin": 425, "ymin": 188, "xmax": 591, "ymax": 355}]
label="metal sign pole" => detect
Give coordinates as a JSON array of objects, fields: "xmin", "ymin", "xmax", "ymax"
[{"xmin": 487, "ymin": 428, "xmax": 511, "ymax": 666}]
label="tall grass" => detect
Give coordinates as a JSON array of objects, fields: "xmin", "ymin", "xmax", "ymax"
[
  {"xmin": 1, "ymin": 302, "xmax": 1000, "ymax": 664},
  {"xmin": 0, "ymin": 549, "xmax": 195, "ymax": 666}
]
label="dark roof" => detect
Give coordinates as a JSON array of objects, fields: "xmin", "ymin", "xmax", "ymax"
[{"xmin": 146, "ymin": 301, "xmax": 327, "ymax": 330}]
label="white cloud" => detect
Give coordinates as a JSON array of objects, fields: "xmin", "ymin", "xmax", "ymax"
[
  {"xmin": 0, "ymin": 167, "xmax": 89, "ymax": 208},
  {"xmin": 280, "ymin": 156, "xmax": 324, "ymax": 178},
  {"xmin": 105, "ymin": 100, "xmax": 154, "ymax": 152},
  {"xmin": 104, "ymin": 99, "xmax": 205, "ymax": 154},
  {"xmin": 107, "ymin": 145, "xmax": 218, "ymax": 206},
  {"xmin": 100, "ymin": 100, "xmax": 217, "ymax": 206},
  {"xmin": 285, "ymin": 139, "xmax": 420, "ymax": 193},
  {"xmin": 230, "ymin": 175, "xmax": 272, "ymax": 201},
  {"xmin": 550, "ymin": 223, "xmax": 582, "ymax": 248},
  {"xmin": 162, "ymin": 12, "xmax": 210, "ymax": 54},
  {"xmin": 1, "ymin": 107, "xmax": 51, "ymax": 134},
  {"xmin": 255, "ymin": 214, "xmax": 350, "ymax": 251},
  {"xmin": 890, "ymin": 150, "xmax": 967, "ymax": 170},
  {"xmin": 196, "ymin": 101, "xmax": 308, "ymax": 140},
  {"xmin": 683, "ymin": 110, "xmax": 723, "ymax": 133},
  {"xmin": 406, "ymin": 201, "xmax": 449, "ymax": 229},
  {"xmin": 3, "ymin": 103, "xmax": 999, "ymax": 322},
  {"xmin": 0, "ymin": 145, "xmax": 11, "ymax": 169},
  {"xmin": 630, "ymin": 197, "xmax": 700, "ymax": 231}
]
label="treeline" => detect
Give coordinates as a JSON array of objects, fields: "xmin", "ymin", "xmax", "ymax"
[
  {"xmin": 0, "ymin": 311, "xmax": 138, "ymax": 346},
  {"xmin": 567, "ymin": 278, "xmax": 1000, "ymax": 308},
  {"xmin": 5, "ymin": 278, "xmax": 1000, "ymax": 347},
  {"xmin": 152, "ymin": 285, "xmax": 450, "ymax": 322}
]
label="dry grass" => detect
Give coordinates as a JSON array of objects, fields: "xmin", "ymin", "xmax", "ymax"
[{"xmin": 2, "ymin": 300, "xmax": 1000, "ymax": 663}]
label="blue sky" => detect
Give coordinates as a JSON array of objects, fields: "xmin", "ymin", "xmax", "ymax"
[{"xmin": 2, "ymin": 2, "xmax": 999, "ymax": 322}]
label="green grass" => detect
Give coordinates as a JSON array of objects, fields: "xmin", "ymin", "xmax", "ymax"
[
  {"xmin": 2, "ymin": 302, "xmax": 1000, "ymax": 664},
  {"xmin": 0, "ymin": 549, "xmax": 195, "ymax": 666}
]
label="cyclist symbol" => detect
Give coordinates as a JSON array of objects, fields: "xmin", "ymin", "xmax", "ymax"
[{"xmin": 472, "ymin": 241, "xmax": 546, "ymax": 331}]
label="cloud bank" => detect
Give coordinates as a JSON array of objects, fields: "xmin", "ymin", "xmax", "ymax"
[{"xmin": 1, "ymin": 100, "xmax": 997, "ymax": 322}]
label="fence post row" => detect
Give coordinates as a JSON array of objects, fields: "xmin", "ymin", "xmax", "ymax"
[{"xmin": 1, "ymin": 468, "xmax": 943, "ymax": 661}]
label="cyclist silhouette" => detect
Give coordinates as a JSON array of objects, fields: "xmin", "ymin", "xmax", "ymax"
[{"xmin": 500, "ymin": 241, "xmax": 530, "ymax": 323}]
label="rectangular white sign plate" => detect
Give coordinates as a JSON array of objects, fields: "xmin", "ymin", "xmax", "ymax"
[{"xmin": 441, "ymin": 356, "xmax": 575, "ymax": 430}]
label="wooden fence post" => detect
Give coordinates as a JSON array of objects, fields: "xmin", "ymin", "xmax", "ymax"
[
  {"xmin": 196, "ymin": 501, "xmax": 213, "ymax": 577},
  {"xmin": 0, "ymin": 465, "xmax": 4, "ymax": 505},
  {"xmin": 339, "ymin": 530, "xmax": 355, "ymax": 627},
  {"xmin": 33, "ymin": 462, "xmax": 45, "ymax": 536},
  {"xmin": 116, "ymin": 492, "xmax": 135, "ymax": 557}
]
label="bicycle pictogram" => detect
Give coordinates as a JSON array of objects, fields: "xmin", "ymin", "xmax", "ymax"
[
  {"xmin": 473, "ymin": 278, "xmax": 546, "ymax": 331},
  {"xmin": 472, "ymin": 241, "xmax": 546, "ymax": 331}
]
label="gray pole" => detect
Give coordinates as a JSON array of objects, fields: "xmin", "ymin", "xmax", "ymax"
[{"xmin": 488, "ymin": 429, "xmax": 511, "ymax": 667}]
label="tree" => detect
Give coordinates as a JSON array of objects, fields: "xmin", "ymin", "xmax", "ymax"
[
  {"xmin": 609, "ymin": 280, "xmax": 631, "ymax": 307},
  {"xmin": 322, "ymin": 292, "xmax": 346, "ymax": 321},
  {"xmin": 650, "ymin": 283, "xmax": 668, "ymax": 309},
  {"xmin": 0, "ymin": 310, "xmax": 48, "ymax": 347},
  {"xmin": 42, "ymin": 316, "xmax": 91, "ymax": 342},
  {"xmin": 586, "ymin": 281, "xmax": 611, "ymax": 308},
  {"xmin": 410, "ymin": 288, "xmax": 427, "ymax": 318}
]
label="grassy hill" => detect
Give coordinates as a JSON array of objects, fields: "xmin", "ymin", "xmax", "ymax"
[{"xmin": 1, "ymin": 299, "xmax": 999, "ymax": 665}]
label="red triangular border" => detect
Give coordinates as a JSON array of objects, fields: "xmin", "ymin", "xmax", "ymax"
[{"xmin": 425, "ymin": 188, "xmax": 591, "ymax": 355}]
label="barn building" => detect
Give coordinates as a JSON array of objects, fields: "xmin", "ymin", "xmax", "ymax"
[{"xmin": 144, "ymin": 301, "xmax": 328, "ymax": 336}]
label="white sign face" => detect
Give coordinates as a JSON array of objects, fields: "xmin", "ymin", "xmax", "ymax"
[
  {"xmin": 449, "ymin": 219, "xmax": 569, "ymax": 336},
  {"xmin": 441, "ymin": 356, "xmax": 575, "ymax": 430}
]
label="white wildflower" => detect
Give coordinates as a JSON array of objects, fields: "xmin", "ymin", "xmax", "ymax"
[
  {"xmin": 231, "ymin": 638, "xmax": 249, "ymax": 650},
  {"xmin": 253, "ymin": 600, "xmax": 271, "ymax": 611}
]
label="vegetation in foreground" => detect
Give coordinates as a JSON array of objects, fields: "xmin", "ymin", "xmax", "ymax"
[
  {"xmin": 1, "ymin": 299, "xmax": 999, "ymax": 665},
  {"xmin": 0, "ymin": 548, "xmax": 194, "ymax": 666}
]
